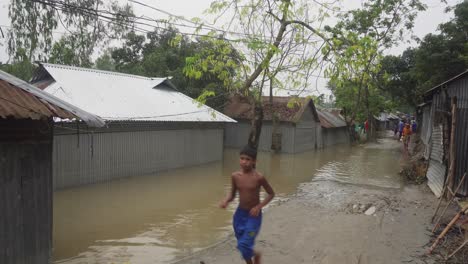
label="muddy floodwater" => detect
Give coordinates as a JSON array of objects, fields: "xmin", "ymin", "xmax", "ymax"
[{"xmin": 54, "ymin": 140, "xmax": 403, "ymax": 263}]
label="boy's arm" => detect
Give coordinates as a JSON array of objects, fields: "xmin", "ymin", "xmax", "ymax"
[
  {"xmin": 250, "ymin": 176, "xmax": 275, "ymax": 216},
  {"xmin": 220, "ymin": 174, "xmax": 237, "ymax": 209}
]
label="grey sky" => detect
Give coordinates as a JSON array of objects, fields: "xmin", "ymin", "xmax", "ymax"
[{"xmin": 0, "ymin": 0, "xmax": 461, "ymax": 96}]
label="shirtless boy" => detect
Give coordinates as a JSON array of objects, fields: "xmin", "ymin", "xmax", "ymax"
[{"xmin": 220, "ymin": 145, "xmax": 275, "ymax": 264}]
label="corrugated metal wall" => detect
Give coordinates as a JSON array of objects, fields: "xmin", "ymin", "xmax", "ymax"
[
  {"xmin": 322, "ymin": 127, "xmax": 350, "ymax": 147},
  {"xmin": 224, "ymin": 114, "xmax": 350, "ymax": 153},
  {"xmin": 224, "ymin": 122, "xmax": 296, "ymax": 153},
  {"xmin": 294, "ymin": 127, "xmax": 316, "ymax": 152},
  {"xmin": 447, "ymin": 76, "xmax": 468, "ymax": 108},
  {"xmin": 447, "ymin": 77, "xmax": 468, "ymax": 196},
  {"xmin": 427, "ymin": 124, "xmax": 446, "ymax": 197},
  {"xmin": 422, "ymin": 74, "xmax": 468, "ymax": 197},
  {"xmin": 453, "ymin": 108, "xmax": 468, "ymax": 196},
  {"xmin": 1, "ymin": 121, "xmax": 53, "ymax": 264},
  {"xmin": 420, "ymin": 104, "xmax": 432, "ymax": 159},
  {"xmin": 294, "ymin": 107, "xmax": 319, "ymax": 152},
  {"xmin": 316, "ymin": 125, "xmax": 323, "ymax": 149},
  {"xmin": 52, "ymin": 128, "xmax": 223, "ymax": 189}
]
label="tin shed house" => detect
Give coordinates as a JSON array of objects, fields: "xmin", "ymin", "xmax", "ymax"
[
  {"xmin": 32, "ymin": 63, "xmax": 235, "ymax": 189},
  {"xmin": 316, "ymin": 109, "xmax": 349, "ymax": 148},
  {"xmin": 223, "ymin": 95, "xmax": 322, "ymax": 153},
  {"xmin": 419, "ymin": 70, "xmax": 468, "ymax": 197},
  {"xmin": 0, "ymin": 70, "xmax": 103, "ymax": 264}
]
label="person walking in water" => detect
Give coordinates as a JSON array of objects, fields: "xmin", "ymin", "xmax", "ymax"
[{"xmin": 220, "ymin": 145, "xmax": 275, "ymax": 264}]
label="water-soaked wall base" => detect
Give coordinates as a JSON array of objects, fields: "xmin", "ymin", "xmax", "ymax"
[
  {"xmin": 52, "ymin": 128, "xmax": 224, "ymax": 190},
  {"xmin": 224, "ymin": 122, "xmax": 297, "ymax": 153},
  {"xmin": 224, "ymin": 121, "xmax": 349, "ymax": 153},
  {"xmin": 322, "ymin": 127, "xmax": 350, "ymax": 148},
  {"xmin": 0, "ymin": 119, "xmax": 53, "ymax": 264}
]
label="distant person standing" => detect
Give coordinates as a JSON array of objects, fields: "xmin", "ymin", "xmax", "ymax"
[
  {"xmin": 402, "ymin": 123, "xmax": 412, "ymax": 151},
  {"xmin": 364, "ymin": 119, "xmax": 369, "ymax": 134},
  {"xmin": 398, "ymin": 120, "xmax": 405, "ymax": 140}
]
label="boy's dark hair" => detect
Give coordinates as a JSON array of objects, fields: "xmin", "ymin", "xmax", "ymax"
[{"xmin": 240, "ymin": 145, "xmax": 257, "ymax": 159}]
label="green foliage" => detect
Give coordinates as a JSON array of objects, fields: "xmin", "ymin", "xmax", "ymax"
[
  {"xmin": 108, "ymin": 28, "xmax": 238, "ymax": 111},
  {"xmin": 184, "ymin": 36, "xmax": 241, "ymax": 92},
  {"xmin": 379, "ymin": 1, "xmax": 468, "ymax": 107},
  {"xmin": 324, "ymin": 0, "xmax": 425, "ymax": 122},
  {"xmin": 94, "ymin": 50, "xmax": 116, "ymax": 71},
  {"xmin": 0, "ymin": 60, "xmax": 36, "ymax": 81},
  {"xmin": 48, "ymin": 36, "xmax": 92, "ymax": 67},
  {"xmin": 8, "ymin": 0, "xmax": 135, "ymax": 64},
  {"xmin": 187, "ymin": 0, "xmax": 332, "ymax": 106}
]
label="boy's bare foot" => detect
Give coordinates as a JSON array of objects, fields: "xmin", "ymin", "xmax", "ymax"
[{"xmin": 254, "ymin": 251, "xmax": 262, "ymax": 264}]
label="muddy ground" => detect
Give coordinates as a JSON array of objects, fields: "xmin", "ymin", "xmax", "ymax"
[
  {"xmin": 175, "ymin": 138, "xmax": 442, "ymax": 264},
  {"xmin": 176, "ymin": 183, "xmax": 438, "ymax": 264}
]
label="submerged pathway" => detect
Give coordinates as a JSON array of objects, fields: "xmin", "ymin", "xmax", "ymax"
[{"xmin": 55, "ymin": 135, "xmax": 438, "ymax": 264}]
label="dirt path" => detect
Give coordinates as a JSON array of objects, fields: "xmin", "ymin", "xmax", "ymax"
[{"xmin": 175, "ymin": 139, "xmax": 439, "ymax": 264}]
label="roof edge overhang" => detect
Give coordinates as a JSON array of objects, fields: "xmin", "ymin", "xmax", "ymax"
[
  {"xmin": 0, "ymin": 70, "xmax": 105, "ymax": 127},
  {"xmin": 424, "ymin": 69, "xmax": 468, "ymax": 98}
]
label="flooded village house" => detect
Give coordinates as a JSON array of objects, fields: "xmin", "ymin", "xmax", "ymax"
[
  {"xmin": 418, "ymin": 69, "xmax": 468, "ymax": 197},
  {"xmin": 0, "ymin": 70, "xmax": 104, "ymax": 264},
  {"xmin": 375, "ymin": 112, "xmax": 399, "ymax": 131},
  {"xmin": 31, "ymin": 63, "xmax": 236, "ymax": 190},
  {"xmin": 316, "ymin": 108, "xmax": 349, "ymax": 148},
  {"xmin": 223, "ymin": 95, "xmax": 349, "ymax": 153}
]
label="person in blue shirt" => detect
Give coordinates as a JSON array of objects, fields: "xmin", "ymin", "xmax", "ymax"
[{"xmin": 398, "ymin": 120, "xmax": 405, "ymax": 140}]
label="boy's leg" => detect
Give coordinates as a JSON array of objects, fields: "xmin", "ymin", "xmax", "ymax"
[
  {"xmin": 254, "ymin": 250, "xmax": 262, "ymax": 264},
  {"xmin": 237, "ymin": 214, "xmax": 262, "ymax": 263}
]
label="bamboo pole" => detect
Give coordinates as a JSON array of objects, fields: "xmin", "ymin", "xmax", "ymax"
[
  {"xmin": 432, "ymin": 172, "xmax": 467, "ymax": 233},
  {"xmin": 428, "ymin": 204, "xmax": 468, "ymax": 254}
]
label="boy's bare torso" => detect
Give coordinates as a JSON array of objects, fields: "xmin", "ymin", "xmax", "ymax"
[{"xmin": 232, "ymin": 170, "xmax": 263, "ymax": 210}]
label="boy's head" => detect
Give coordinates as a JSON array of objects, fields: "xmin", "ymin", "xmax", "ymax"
[
  {"xmin": 239, "ymin": 145, "xmax": 257, "ymax": 171},
  {"xmin": 240, "ymin": 145, "xmax": 257, "ymax": 159}
]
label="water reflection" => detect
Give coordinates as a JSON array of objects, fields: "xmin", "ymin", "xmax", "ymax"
[{"xmin": 54, "ymin": 139, "xmax": 401, "ymax": 263}]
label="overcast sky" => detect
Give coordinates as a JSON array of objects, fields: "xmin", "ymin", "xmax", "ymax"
[{"xmin": 0, "ymin": 0, "xmax": 462, "ymax": 96}]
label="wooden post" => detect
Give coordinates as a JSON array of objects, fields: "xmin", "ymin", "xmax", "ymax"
[{"xmin": 445, "ymin": 97, "xmax": 457, "ymax": 199}]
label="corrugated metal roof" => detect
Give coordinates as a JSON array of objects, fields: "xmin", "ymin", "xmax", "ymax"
[
  {"xmin": 317, "ymin": 109, "xmax": 347, "ymax": 128},
  {"xmin": 36, "ymin": 63, "xmax": 235, "ymax": 123},
  {"xmin": 375, "ymin": 112, "xmax": 399, "ymax": 121},
  {"xmin": 424, "ymin": 69, "xmax": 468, "ymax": 96},
  {"xmin": 0, "ymin": 70, "xmax": 104, "ymax": 127},
  {"xmin": 223, "ymin": 95, "xmax": 319, "ymax": 123}
]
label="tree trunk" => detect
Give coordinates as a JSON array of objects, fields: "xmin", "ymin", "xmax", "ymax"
[
  {"xmin": 248, "ymin": 102, "xmax": 264, "ymax": 150},
  {"xmin": 364, "ymin": 85, "xmax": 376, "ymax": 141},
  {"xmin": 269, "ymin": 79, "xmax": 281, "ymax": 152}
]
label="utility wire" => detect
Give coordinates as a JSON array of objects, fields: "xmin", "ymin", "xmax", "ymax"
[{"xmin": 29, "ymin": 0, "xmax": 326, "ymax": 45}]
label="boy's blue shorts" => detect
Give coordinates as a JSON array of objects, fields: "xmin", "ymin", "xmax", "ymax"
[{"xmin": 233, "ymin": 207, "xmax": 262, "ymax": 260}]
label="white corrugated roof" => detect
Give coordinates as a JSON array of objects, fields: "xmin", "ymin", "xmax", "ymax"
[{"xmin": 39, "ymin": 63, "xmax": 235, "ymax": 122}]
